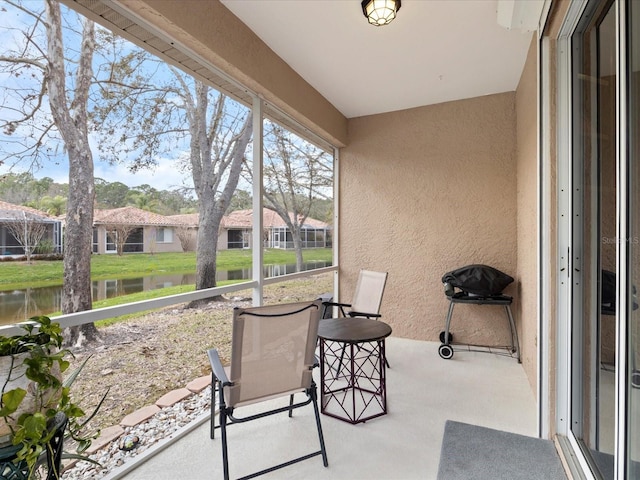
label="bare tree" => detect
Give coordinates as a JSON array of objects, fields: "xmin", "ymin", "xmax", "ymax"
[
  {"xmin": 2, "ymin": 1, "xmax": 253, "ymax": 320},
  {"xmin": 262, "ymin": 122, "xmax": 333, "ymax": 271},
  {"xmin": 147, "ymin": 226, "xmax": 157, "ymax": 255},
  {"xmin": 0, "ymin": 0, "xmax": 99, "ymax": 343},
  {"xmin": 1, "ymin": 212, "xmax": 48, "ymax": 263},
  {"xmin": 93, "ymin": 59, "xmax": 253, "ymax": 293},
  {"xmin": 188, "ymin": 91, "xmax": 252, "ymax": 292},
  {"xmin": 46, "ymin": 1, "xmax": 97, "ymax": 344},
  {"xmin": 175, "ymin": 225, "xmax": 196, "ymax": 252},
  {"xmin": 102, "ymin": 223, "xmax": 137, "ymax": 256}
]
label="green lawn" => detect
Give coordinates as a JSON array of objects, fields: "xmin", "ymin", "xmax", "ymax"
[{"xmin": 0, "ymin": 248, "xmax": 333, "ymax": 290}]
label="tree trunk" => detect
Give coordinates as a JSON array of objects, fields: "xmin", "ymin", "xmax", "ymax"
[
  {"xmin": 195, "ymin": 194, "xmax": 221, "ymax": 291},
  {"xmin": 61, "ymin": 145, "xmax": 98, "ymax": 345},
  {"xmin": 45, "ymin": 2, "xmax": 99, "ymax": 345},
  {"xmin": 188, "ymin": 89, "xmax": 252, "ymax": 302},
  {"xmin": 292, "ymin": 225, "xmax": 304, "ymax": 272}
]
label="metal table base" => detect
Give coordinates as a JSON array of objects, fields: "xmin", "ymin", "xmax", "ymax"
[{"xmin": 319, "ymin": 336, "xmax": 388, "ymax": 424}]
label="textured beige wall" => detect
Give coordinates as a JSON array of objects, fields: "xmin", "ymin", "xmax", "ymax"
[
  {"xmin": 341, "ymin": 93, "xmax": 518, "ymax": 346},
  {"xmin": 515, "ymin": 37, "xmax": 539, "ymax": 393}
]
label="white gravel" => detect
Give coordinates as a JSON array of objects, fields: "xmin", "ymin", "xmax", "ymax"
[{"xmin": 62, "ymin": 386, "xmax": 212, "ymax": 479}]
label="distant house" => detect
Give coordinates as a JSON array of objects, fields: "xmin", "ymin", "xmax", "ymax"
[
  {"xmin": 219, "ymin": 209, "xmax": 252, "ymax": 250},
  {"xmin": 87, "ymin": 206, "xmax": 330, "ymax": 254},
  {"xmin": 164, "ymin": 213, "xmax": 198, "ymax": 252},
  {"xmin": 92, "ymin": 206, "xmax": 184, "ymax": 254},
  {"xmin": 0, "ymin": 200, "xmax": 62, "ymax": 256},
  {"xmin": 221, "ymin": 209, "xmax": 331, "ymax": 250}
]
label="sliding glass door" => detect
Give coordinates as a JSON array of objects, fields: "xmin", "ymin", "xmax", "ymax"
[
  {"xmin": 570, "ymin": 2, "xmax": 616, "ymax": 477},
  {"xmin": 562, "ymin": 1, "xmax": 640, "ymax": 478},
  {"xmin": 625, "ymin": 2, "xmax": 640, "ymax": 476}
]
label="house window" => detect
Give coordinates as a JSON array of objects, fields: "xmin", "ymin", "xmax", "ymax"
[
  {"xmin": 155, "ymin": 227, "xmax": 173, "ymax": 244},
  {"xmin": 92, "ymin": 228, "xmax": 98, "ymax": 253},
  {"xmin": 228, "ymin": 229, "xmax": 248, "ymax": 249},
  {"xmin": 124, "ymin": 228, "xmax": 144, "ymax": 253},
  {"xmin": 106, "ymin": 231, "xmax": 117, "ymax": 253}
]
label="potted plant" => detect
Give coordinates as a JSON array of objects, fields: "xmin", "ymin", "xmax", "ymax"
[{"xmin": 0, "ymin": 316, "xmax": 106, "ymax": 479}]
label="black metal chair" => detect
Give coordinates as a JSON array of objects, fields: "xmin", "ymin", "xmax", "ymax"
[{"xmin": 208, "ymin": 300, "xmax": 328, "ymax": 480}]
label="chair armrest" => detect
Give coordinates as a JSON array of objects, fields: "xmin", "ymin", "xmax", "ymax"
[
  {"xmin": 322, "ymin": 301, "xmax": 352, "ymax": 317},
  {"xmin": 207, "ymin": 348, "xmax": 231, "ymax": 385},
  {"xmin": 323, "ymin": 301, "xmax": 352, "ymax": 308},
  {"xmin": 347, "ymin": 311, "xmax": 382, "ymax": 319}
]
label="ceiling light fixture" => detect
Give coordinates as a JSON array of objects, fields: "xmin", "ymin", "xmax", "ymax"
[{"xmin": 361, "ymin": 0, "xmax": 401, "ymax": 26}]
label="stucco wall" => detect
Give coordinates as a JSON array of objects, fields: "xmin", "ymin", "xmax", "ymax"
[
  {"xmin": 515, "ymin": 37, "xmax": 539, "ymax": 393},
  {"xmin": 341, "ymin": 93, "xmax": 518, "ymax": 346},
  {"xmin": 142, "ymin": 227, "xmax": 183, "ymax": 254}
]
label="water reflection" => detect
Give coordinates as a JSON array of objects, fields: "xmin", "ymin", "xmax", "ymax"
[{"xmin": 0, "ymin": 261, "xmax": 330, "ymax": 325}]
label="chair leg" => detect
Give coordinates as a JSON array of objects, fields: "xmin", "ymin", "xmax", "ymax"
[
  {"xmin": 220, "ymin": 408, "xmax": 230, "ymax": 480},
  {"xmin": 212, "ymin": 378, "xmax": 231, "ymax": 480},
  {"xmin": 310, "ymin": 382, "xmax": 329, "ymax": 467},
  {"xmin": 288, "ymin": 394, "xmax": 294, "ymax": 418}
]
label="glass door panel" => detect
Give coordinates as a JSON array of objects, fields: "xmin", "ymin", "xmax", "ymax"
[
  {"xmin": 571, "ymin": 1, "xmax": 616, "ymax": 477},
  {"xmin": 627, "ymin": 1, "xmax": 640, "ymax": 476}
]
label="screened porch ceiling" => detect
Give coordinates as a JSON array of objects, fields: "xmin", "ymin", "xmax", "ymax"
[{"xmin": 63, "ymin": 0, "xmax": 542, "ymax": 149}]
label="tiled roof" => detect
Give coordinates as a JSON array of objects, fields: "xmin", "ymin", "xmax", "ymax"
[
  {"xmin": 222, "ymin": 209, "xmax": 253, "ymax": 228},
  {"xmin": 0, "ymin": 200, "xmax": 56, "ymax": 222},
  {"xmin": 223, "ymin": 209, "xmax": 328, "ymax": 229},
  {"xmin": 60, "ymin": 205, "xmax": 327, "ymax": 229},
  {"xmin": 93, "ymin": 207, "xmax": 179, "ymax": 226},
  {"xmin": 165, "ymin": 213, "xmax": 199, "ymax": 227}
]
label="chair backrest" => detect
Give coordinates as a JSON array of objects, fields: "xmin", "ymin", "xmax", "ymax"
[
  {"xmin": 226, "ymin": 300, "xmax": 322, "ymax": 408},
  {"xmin": 350, "ymin": 270, "xmax": 388, "ymax": 316}
]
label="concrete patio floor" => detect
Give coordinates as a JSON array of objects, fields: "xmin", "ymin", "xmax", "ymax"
[{"xmin": 107, "ymin": 337, "xmax": 537, "ymax": 480}]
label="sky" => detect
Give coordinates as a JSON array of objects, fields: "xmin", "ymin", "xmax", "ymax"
[
  {"xmin": 0, "ymin": 1, "xmax": 330, "ymax": 195},
  {"xmin": 0, "ymin": 1, "xmax": 194, "ymax": 192},
  {"xmin": 1, "ymin": 152, "xmax": 192, "ymax": 191},
  {"xmin": 12, "ymin": 151, "xmax": 193, "ymax": 192}
]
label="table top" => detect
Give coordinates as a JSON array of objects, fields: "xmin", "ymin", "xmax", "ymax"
[{"xmin": 318, "ymin": 317, "xmax": 392, "ymax": 343}]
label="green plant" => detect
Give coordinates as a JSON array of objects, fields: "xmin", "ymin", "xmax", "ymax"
[{"xmin": 0, "ymin": 316, "xmax": 106, "ymax": 478}]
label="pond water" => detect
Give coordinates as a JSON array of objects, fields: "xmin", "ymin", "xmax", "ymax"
[{"xmin": 0, "ymin": 261, "xmax": 331, "ymax": 326}]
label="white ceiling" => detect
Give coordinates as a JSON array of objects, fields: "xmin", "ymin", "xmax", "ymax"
[{"xmin": 220, "ymin": 0, "xmax": 536, "ymax": 119}]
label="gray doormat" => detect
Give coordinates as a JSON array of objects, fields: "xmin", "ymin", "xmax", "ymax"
[{"xmin": 437, "ymin": 420, "xmax": 566, "ymax": 480}]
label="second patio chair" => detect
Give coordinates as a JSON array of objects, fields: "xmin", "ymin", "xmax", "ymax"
[
  {"xmin": 208, "ymin": 299, "xmax": 328, "ymax": 480},
  {"xmin": 321, "ymin": 269, "xmax": 389, "ymax": 368},
  {"xmin": 321, "ymin": 269, "xmax": 388, "ymax": 320}
]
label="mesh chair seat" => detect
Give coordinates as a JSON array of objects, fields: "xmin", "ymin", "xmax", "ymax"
[{"xmin": 208, "ymin": 300, "xmax": 328, "ymax": 480}]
